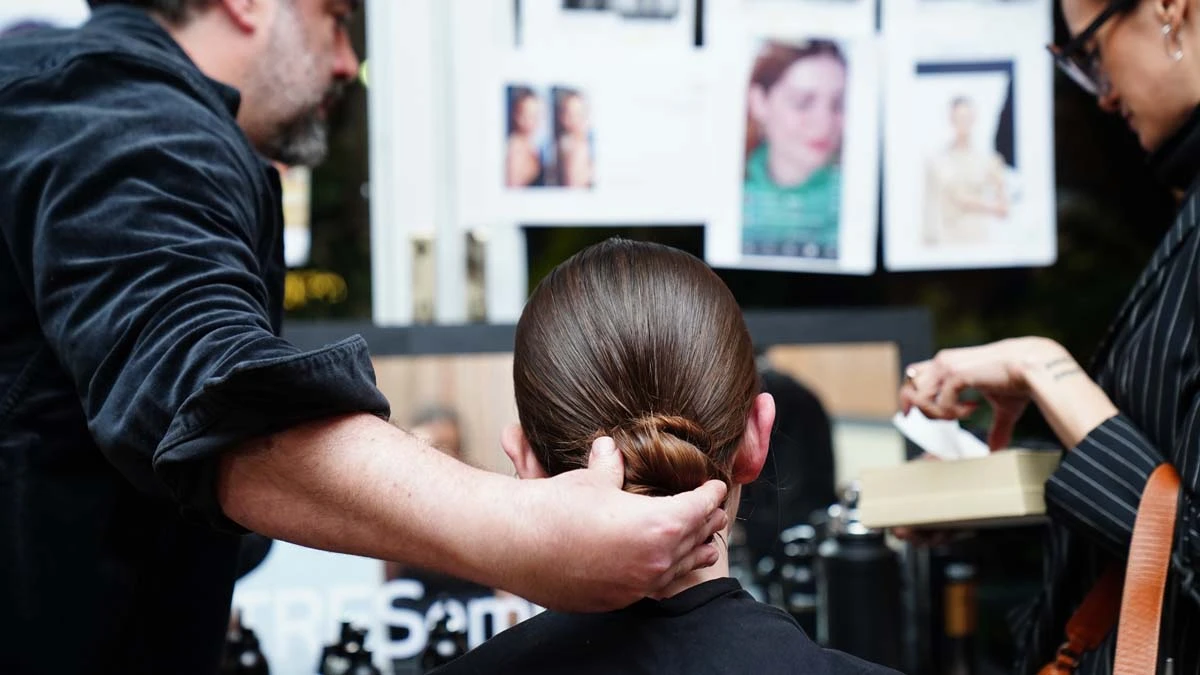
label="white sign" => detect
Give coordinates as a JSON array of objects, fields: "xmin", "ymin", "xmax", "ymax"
[{"xmin": 233, "ymin": 541, "xmax": 543, "ymax": 673}]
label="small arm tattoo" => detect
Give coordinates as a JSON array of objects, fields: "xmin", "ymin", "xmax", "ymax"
[{"xmin": 1053, "ymin": 368, "xmax": 1084, "ymax": 381}]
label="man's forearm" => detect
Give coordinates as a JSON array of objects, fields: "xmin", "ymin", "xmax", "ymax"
[{"xmin": 216, "ymin": 413, "xmax": 523, "ymax": 591}]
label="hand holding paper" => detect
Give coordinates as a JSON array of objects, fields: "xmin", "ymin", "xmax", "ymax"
[
  {"xmin": 898, "ymin": 337, "xmax": 1054, "ymax": 451},
  {"xmin": 892, "ymin": 408, "xmax": 990, "ymax": 460}
]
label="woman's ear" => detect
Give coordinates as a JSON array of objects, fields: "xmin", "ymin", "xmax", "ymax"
[
  {"xmin": 1156, "ymin": 0, "xmax": 1186, "ymax": 27},
  {"xmin": 500, "ymin": 423, "xmax": 549, "ymax": 479},
  {"xmin": 731, "ymin": 393, "xmax": 775, "ymax": 484}
]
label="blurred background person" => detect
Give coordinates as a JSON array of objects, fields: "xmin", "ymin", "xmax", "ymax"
[
  {"xmin": 922, "ymin": 95, "xmax": 1011, "ymax": 246},
  {"xmin": 742, "ymin": 40, "xmax": 847, "ymax": 260},
  {"xmin": 738, "ymin": 367, "xmax": 837, "ymax": 568},
  {"xmin": 506, "ymin": 85, "xmax": 547, "ymax": 188},
  {"xmin": 408, "ymin": 405, "xmax": 466, "ymax": 461},
  {"xmin": 553, "ymin": 87, "xmax": 595, "ymax": 188}
]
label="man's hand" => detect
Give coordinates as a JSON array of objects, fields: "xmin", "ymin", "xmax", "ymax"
[
  {"xmin": 505, "ymin": 437, "xmax": 728, "ymax": 612},
  {"xmin": 219, "ymin": 415, "xmax": 728, "ymax": 615}
]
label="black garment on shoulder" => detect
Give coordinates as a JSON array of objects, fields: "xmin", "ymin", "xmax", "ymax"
[{"xmin": 430, "ymin": 578, "xmax": 902, "ymax": 675}]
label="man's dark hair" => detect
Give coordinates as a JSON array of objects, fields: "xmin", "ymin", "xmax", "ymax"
[{"xmin": 87, "ymin": 0, "xmax": 212, "ymax": 24}]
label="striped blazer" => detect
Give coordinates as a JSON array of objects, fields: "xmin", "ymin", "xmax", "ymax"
[{"xmin": 1013, "ymin": 188, "xmax": 1200, "ymax": 674}]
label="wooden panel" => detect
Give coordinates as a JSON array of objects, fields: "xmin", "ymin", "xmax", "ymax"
[{"xmin": 764, "ymin": 343, "xmax": 900, "ymax": 421}]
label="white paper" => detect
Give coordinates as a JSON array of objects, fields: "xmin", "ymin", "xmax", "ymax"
[
  {"xmin": 892, "ymin": 408, "xmax": 990, "ymax": 460},
  {"xmin": 705, "ymin": 0, "xmax": 879, "ymax": 47},
  {"xmin": 517, "ymin": 0, "xmax": 696, "ymax": 49}
]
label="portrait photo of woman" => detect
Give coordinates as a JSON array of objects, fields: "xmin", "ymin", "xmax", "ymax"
[
  {"xmin": 741, "ymin": 39, "xmax": 848, "ymax": 261},
  {"xmin": 551, "ymin": 86, "xmax": 595, "ymax": 189},
  {"xmin": 505, "ymin": 84, "xmax": 549, "ymax": 189},
  {"xmin": 922, "ymin": 93, "xmax": 1013, "ymax": 246}
]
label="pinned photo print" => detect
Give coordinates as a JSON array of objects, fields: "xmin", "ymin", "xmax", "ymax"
[
  {"xmin": 883, "ymin": 43, "xmax": 1055, "ymax": 270},
  {"xmin": 461, "ymin": 49, "xmax": 713, "ymax": 226},
  {"xmin": 516, "ymin": 0, "xmax": 696, "ymax": 48},
  {"xmin": 505, "ymin": 84, "xmax": 552, "ymax": 189},
  {"xmin": 916, "ymin": 61, "xmax": 1016, "ymax": 248},
  {"xmin": 705, "ymin": 34, "xmax": 880, "ymax": 275},
  {"xmin": 741, "ymin": 39, "xmax": 847, "ymax": 260},
  {"xmin": 503, "ymin": 83, "xmax": 595, "ymax": 190},
  {"xmin": 550, "ymin": 86, "xmax": 595, "ymax": 189}
]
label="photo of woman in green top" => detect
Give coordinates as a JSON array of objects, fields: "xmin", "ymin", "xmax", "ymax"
[{"xmin": 742, "ymin": 39, "xmax": 847, "ymax": 260}]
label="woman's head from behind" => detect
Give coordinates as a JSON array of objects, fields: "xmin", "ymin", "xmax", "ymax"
[
  {"xmin": 1059, "ymin": 0, "xmax": 1200, "ymax": 150},
  {"xmin": 506, "ymin": 239, "xmax": 773, "ymax": 505},
  {"xmin": 747, "ymin": 40, "xmax": 847, "ymax": 182}
]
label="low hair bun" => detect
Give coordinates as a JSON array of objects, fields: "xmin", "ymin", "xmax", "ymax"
[{"xmin": 610, "ymin": 414, "xmax": 730, "ymax": 497}]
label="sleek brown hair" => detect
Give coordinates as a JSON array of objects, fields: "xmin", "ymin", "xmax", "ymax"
[
  {"xmin": 512, "ymin": 239, "xmax": 759, "ymax": 497},
  {"xmin": 745, "ymin": 39, "xmax": 847, "ymax": 161}
]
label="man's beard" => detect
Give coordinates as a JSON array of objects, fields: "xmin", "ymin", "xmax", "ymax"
[
  {"xmin": 261, "ymin": 94, "xmax": 336, "ymax": 167},
  {"xmin": 251, "ymin": 2, "xmax": 342, "ymax": 167}
]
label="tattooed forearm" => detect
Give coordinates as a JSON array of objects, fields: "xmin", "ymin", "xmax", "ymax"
[{"xmin": 1040, "ymin": 356, "xmax": 1084, "ymax": 381}]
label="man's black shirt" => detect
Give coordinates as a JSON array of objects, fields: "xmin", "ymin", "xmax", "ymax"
[
  {"xmin": 431, "ymin": 578, "xmax": 904, "ymax": 675},
  {"xmin": 0, "ymin": 8, "xmax": 389, "ymax": 673}
]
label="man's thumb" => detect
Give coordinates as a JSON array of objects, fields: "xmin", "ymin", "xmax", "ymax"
[{"xmin": 586, "ymin": 436, "xmax": 625, "ymax": 487}]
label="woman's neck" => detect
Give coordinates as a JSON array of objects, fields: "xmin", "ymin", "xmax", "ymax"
[
  {"xmin": 648, "ymin": 530, "xmax": 730, "ymax": 600},
  {"xmin": 766, "ymin": 150, "xmax": 820, "ymax": 188}
]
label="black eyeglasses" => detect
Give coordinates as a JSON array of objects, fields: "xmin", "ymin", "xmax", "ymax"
[{"xmin": 1047, "ymin": 0, "xmax": 1137, "ymax": 97}]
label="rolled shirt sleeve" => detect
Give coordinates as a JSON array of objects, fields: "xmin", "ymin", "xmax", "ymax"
[{"xmin": 1, "ymin": 57, "xmax": 389, "ymax": 530}]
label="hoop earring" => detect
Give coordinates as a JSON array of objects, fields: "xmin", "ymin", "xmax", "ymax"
[{"xmin": 1164, "ymin": 23, "xmax": 1185, "ymax": 62}]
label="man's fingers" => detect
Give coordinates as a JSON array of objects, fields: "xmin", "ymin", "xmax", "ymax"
[
  {"xmin": 585, "ymin": 435, "xmax": 624, "ymax": 487},
  {"xmin": 691, "ymin": 475, "xmax": 724, "ymax": 511},
  {"xmin": 656, "ymin": 542, "xmax": 720, "ymax": 589},
  {"xmin": 695, "ymin": 506, "xmax": 729, "ymax": 548}
]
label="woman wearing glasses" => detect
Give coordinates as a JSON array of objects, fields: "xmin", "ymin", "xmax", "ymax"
[{"xmin": 901, "ymin": 1, "xmax": 1200, "ymax": 673}]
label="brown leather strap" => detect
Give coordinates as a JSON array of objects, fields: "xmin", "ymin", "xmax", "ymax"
[
  {"xmin": 1040, "ymin": 463, "xmax": 1182, "ymax": 675},
  {"xmin": 1114, "ymin": 463, "xmax": 1181, "ymax": 675},
  {"xmin": 1038, "ymin": 567, "xmax": 1123, "ymax": 675}
]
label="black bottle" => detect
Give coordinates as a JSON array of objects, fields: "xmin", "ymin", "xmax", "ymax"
[{"xmin": 815, "ymin": 482, "xmax": 903, "ymax": 669}]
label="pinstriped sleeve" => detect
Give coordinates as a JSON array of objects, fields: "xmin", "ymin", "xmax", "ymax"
[{"xmin": 1043, "ymin": 415, "xmax": 1163, "ymax": 554}]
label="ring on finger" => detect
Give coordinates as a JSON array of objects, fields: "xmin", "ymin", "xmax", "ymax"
[{"xmin": 904, "ymin": 366, "xmax": 921, "ymax": 387}]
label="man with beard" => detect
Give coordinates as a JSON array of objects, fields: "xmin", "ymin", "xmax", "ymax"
[{"xmin": 0, "ymin": 2, "xmax": 730, "ymax": 673}]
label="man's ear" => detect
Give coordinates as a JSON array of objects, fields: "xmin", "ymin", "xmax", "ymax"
[
  {"xmin": 500, "ymin": 423, "xmax": 549, "ymax": 479},
  {"xmin": 731, "ymin": 393, "xmax": 775, "ymax": 484},
  {"xmin": 216, "ymin": 0, "xmax": 270, "ymax": 34}
]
